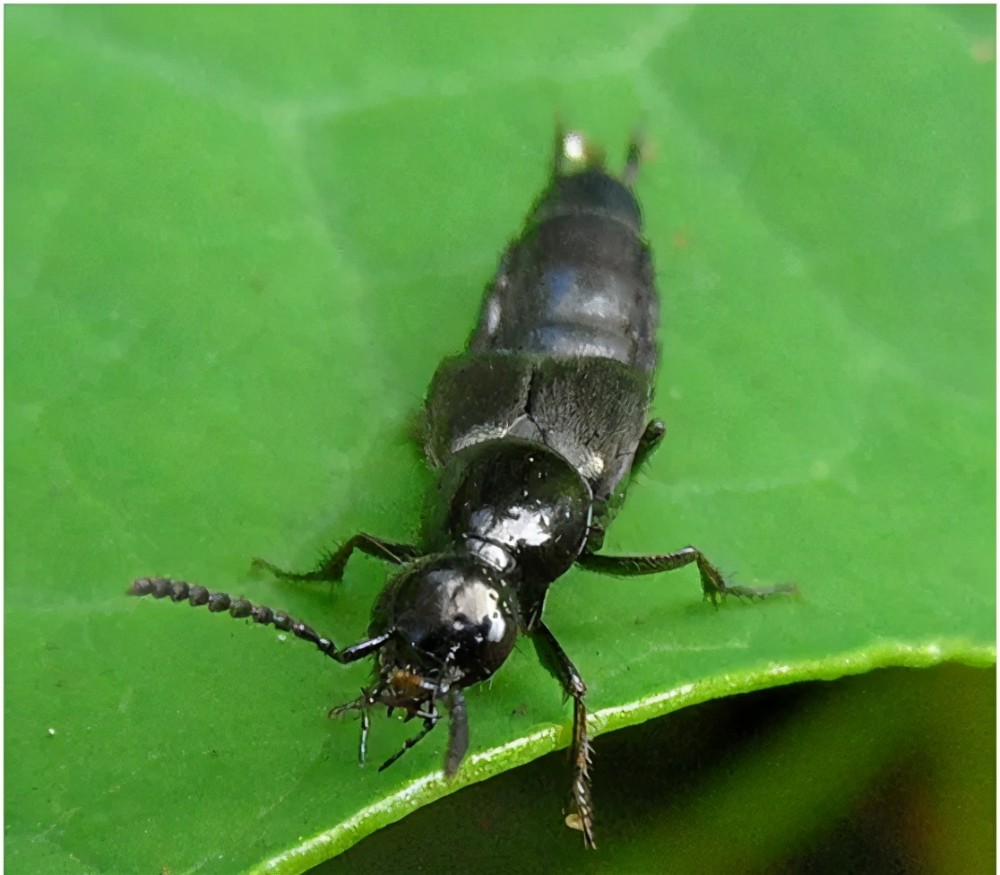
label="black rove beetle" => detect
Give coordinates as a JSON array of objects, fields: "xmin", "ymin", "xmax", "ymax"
[{"xmin": 129, "ymin": 128, "xmax": 796, "ymax": 847}]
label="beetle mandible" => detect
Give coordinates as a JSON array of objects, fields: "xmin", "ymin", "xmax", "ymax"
[{"xmin": 129, "ymin": 128, "xmax": 796, "ymax": 847}]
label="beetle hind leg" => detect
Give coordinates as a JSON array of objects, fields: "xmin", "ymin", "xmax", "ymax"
[{"xmin": 632, "ymin": 418, "xmax": 666, "ymax": 471}]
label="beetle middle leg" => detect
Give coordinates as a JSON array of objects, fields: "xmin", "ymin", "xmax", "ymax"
[
  {"xmin": 530, "ymin": 620, "xmax": 596, "ymax": 849},
  {"xmin": 252, "ymin": 533, "xmax": 421, "ymax": 583},
  {"xmin": 577, "ymin": 547, "xmax": 798, "ymax": 605}
]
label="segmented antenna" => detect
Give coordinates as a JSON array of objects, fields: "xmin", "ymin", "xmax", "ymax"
[{"xmin": 127, "ymin": 577, "xmax": 337, "ymax": 658}]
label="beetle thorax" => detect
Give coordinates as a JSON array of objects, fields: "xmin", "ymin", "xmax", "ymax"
[{"xmin": 443, "ymin": 438, "xmax": 593, "ymax": 584}]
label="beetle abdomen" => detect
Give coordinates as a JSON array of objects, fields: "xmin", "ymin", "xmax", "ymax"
[{"xmin": 471, "ymin": 167, "xmax": 658, "ymax": 374}]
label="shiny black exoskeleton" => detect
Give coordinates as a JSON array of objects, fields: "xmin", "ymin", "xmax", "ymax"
[{"xmin": 129, "ymin": 130, "xmax": 795, "ymax": 848}]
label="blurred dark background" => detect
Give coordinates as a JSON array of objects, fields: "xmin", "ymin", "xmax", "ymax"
[{"xmin": 317, "ymin": 665, "xmax": 994, "ymax": 874}]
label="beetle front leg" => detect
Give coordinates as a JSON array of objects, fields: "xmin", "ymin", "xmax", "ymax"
[
  {"xmin": 252, "ymin": 533, "xmax": 422, "ymax": 583},
  {"xmin": 377, "ymin": 713, "xmax": 439, "ymax": 773},
  {"xmin": 444, "ymin": 688, "xmax": 469, "ymax": 777},
  {"xmin": 577, "ymin": 546, "xmax": 798, "ymax": 605},
  {"xmin": 531, "ymin": 620, "xmax": 595, "ymax": 849},
  {"xmin": 329, "ymin": 687, "xmax": 380, "ymax": 766}
]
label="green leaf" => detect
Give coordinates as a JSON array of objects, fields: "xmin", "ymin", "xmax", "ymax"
[{"xmin": 6, "ymin": 6, "xmax": 993, "ymax": 874}]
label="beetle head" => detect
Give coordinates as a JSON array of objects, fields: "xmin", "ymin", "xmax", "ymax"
[{"xmin": 367, "ymin": 554, "xmax": 521, "ymax": 712}]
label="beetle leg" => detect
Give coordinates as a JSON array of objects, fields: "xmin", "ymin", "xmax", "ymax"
[
  {"xmin": 622, "ymin": 133, "xmax": 644, "ymax": 187},
  {"xmin": 632, "ymin": 418, "xmax": 666, "ymax": 471},
  {"xmin": 359, "ymin": 703, "xmax": 371, "ymax": 765},
  {"xmin": 329, "ymin": 688, "xmax": 378, "ymax": 766},
  {"xmin": 377, "ymin": 713, "xmax": 438, "ymax": 772},
  {"xmin": 444, "ymin": 688, "xmax": 469, "ymax": 777},
  {"xmin": 530, "ymin": 620, "xmax": 596, "ymax": 850},
  {"xmin": 252, "ymin": 533, "xmax": 422, "ymax": 583},
  {"xmin": 576, "ymin": 547, "xmax": 798, "ymax": 606},
  {"xmin": 329, "ymin": 695, "xmax": 369, "ymax": 759}
]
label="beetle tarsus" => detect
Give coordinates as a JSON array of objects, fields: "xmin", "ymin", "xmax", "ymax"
[
  {"xmin": 576, "ymin": 547, "xmax": 797, "ymax": 607},
  {"xmin": 530, "ymin": 620, "xmax": 596, "ymax": 847},
  {"xmin": 568, "ymin": 696, "xmax": 596, "ymax": 849}
]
